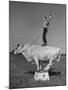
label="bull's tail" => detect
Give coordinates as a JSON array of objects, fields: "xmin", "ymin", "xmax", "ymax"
[{"xmin": 56, "ymin": 49, "xmax": 61, "ymax": 62}]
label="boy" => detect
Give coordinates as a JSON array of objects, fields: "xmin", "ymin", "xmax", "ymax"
[{"xmin": 42, "ymin": 15, "xmax": 52, "ymax": 46}]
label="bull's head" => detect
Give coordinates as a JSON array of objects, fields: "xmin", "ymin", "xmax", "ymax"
[
  {"xmin": 14, "ymin": 43, "xmax": 30, "ymax": 55},
  {"xmin": 14, "ymin": 43, "xmax": 24, "ymax": 54},
  {"xmin": 14, "ymin": 43, "xmax": 33, "ymax": 63}
]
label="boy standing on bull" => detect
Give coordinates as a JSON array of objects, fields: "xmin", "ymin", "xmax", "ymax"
[{"xmin": 41, "ymin": 15, "xmax": 52, "ymax": 46}]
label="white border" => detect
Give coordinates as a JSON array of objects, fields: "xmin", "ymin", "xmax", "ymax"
[
  {"xmin": 9, "ymin": 0, "xmax": 67, "ymax": 4},
  {"xmin": 0, "ymin": 0, "xmax": 68, "ymax": 90}
]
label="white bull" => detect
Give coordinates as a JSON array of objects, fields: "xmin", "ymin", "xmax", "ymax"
[{"xmin": 14, "ymin": 44, "xmax": 61, "ymax": 71}]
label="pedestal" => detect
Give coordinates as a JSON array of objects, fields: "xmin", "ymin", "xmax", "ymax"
[{"xmin": 34, "ymin": 71, "xmax": 49, "ymax": 81}]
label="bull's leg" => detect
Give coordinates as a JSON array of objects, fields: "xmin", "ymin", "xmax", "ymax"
[
  {"xmin": 39, "ymin": 65, "xmax": 42, "ymax": 70},
  {"xmin": 39, "ymin": 60, "xmax": 42, "ymax": 71},
  {"xmin": 57, "ymin": 52, "xmax": 61, "ymax": 62},
  {"xmin": 55, "ymin": 50, "xmax": 61, "ymax": 62},
  {"xmin": 34, "ymin": 57, "xmax": 40, "ymax": 71},
  {"xmin": 43, "ymin": 58, "xmax": 53, "ymax": 71},
  {"xmin": 54, "ymin": 51, "xmax": 61, "ymax": 63}
]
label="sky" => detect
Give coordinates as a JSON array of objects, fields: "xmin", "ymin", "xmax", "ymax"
[{"xmin": 9, "ymin": 1, "xmax": 66, "ymax": 53}]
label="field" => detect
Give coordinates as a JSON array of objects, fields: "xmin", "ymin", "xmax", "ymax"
[{"xmin": 9, "ymin": 53, "xmax": 66, "ymax": 89}]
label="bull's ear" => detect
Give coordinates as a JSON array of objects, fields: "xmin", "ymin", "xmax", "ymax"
[
  {"xmin": 14, "ymin": 44, "xmax": 19, "ymax": 50},
  {"xmin": 17, "ymin": 44, "xmax": 20, "ymax": 47}
]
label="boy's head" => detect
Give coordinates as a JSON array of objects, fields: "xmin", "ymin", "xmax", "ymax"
[{"xmin": 43, "ymin": 14, "xmax": 52, "ymax": 21}]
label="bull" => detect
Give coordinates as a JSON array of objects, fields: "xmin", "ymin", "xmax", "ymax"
[{"xmin": 14, "ymin": 43, "xmax": 61, "ymax": 71}]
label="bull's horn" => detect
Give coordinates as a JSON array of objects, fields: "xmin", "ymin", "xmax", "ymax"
[{"xmin": 18, "ymin": 44, "xmax": 29, "ymax": 52}]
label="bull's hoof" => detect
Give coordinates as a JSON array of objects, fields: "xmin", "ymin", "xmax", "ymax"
[{"xmin": 34, "ymin": 71, "xmax": 49, "ymax": 81}]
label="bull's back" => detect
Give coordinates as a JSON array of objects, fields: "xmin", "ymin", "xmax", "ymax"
[{"xmin": 28, "ymin": 45, "xmax": 60, "ymax": 57}]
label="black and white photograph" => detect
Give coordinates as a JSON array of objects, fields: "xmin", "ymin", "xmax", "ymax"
[{"xmin": 9, "ymin": 1, "xmax": 66, "ymax": 89}]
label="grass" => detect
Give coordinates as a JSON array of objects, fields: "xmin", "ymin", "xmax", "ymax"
[{"xmin": 9, "ymin": 53, "xmax": 66, "ymax": 89}]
